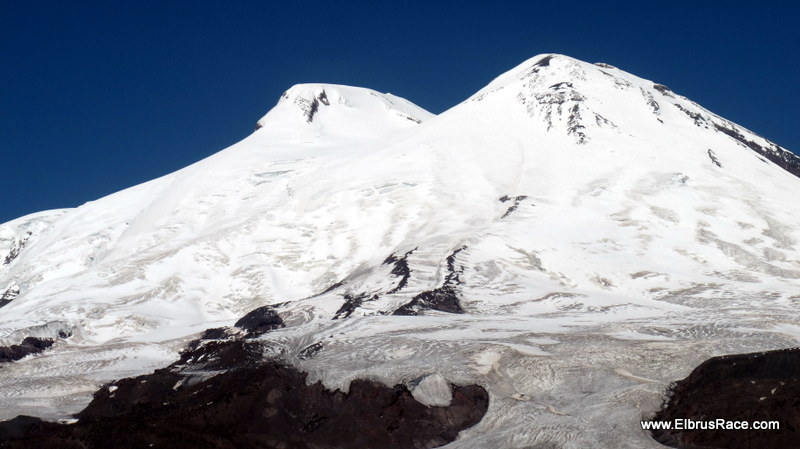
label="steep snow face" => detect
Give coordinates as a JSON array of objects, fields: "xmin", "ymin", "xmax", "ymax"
[
  {"xmin": 1, "ymin": 54, "xmax": 799, "ymax": 447},
  {"xmin": 0, "ymin": 210, "xmax": 70, "ymax": 305}
]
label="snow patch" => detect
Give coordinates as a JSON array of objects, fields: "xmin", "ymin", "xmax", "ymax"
[{"xmin": 409, "ymin": 372, "xmax": 453, "ymax": 407}]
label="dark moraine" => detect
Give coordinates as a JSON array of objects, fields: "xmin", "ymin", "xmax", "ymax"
[
  {"xmin": 650, "ymin": 347, "xmax": 800, "ymax": 449},
  {"xmin": 0, "ymin": 325, "xmax": 488, "ymax": 449},
  {"xmin": 233, "ymin": 305, "xmax": 285, "ymax": 337},
  {"xmin": 0, "ymin": 337, "xmax": 55, "ymax": 364}
]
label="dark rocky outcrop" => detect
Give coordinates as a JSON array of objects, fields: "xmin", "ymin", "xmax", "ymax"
[
  {"xmin": 499, "ymin": 195, "xmax": 529, "ymax": 218},
  {"xmin": 594, "ymin": 62, "xmax": 617, "ymax": 69},
  {"xmin": 233, "ymin": 305, "xmax": 284, "ymax": 337},
  {"xmin": 639, "ymin": 87, "xmax": 661, "ymax": 116},
  {"xmin": 707, "ymin": 149, "xmax": 722, "ymax": 168},
  {"xmin": 673, "ymin": 103, "xmax": 706, "ymax": 127},
  {"xmin": 393, "ymin": 285, "xmax": 464, "ymax": 316},
  {"xmin": 650, "ymin": 347, "xmax": 800, "ymax": 449},
  {"xmin": 333, "ymin": 292, "xmax": 374, "ymax": 319},
  {"xmin": 3, "ymin": 232, "xmax": 31, "ymax": 266},
  {"xmin": 712, "ymin": 123, "xmax": 800, "ymax": 179},
  {"xmin": 297, "ymin": 342, "xmax": 323, "ymax": 360},
  {"xmin": 1, "ymin": 282, "xmax": 20, "ymax": 304},
  {"xmin": 183, "ymin": 327, "xmax": 236, "ymax": 352},
  {"xmin": 0, "ymin": 330, "xmax": 489, "ymax": 449},
  {"xmin": 564, "ymin": 102, "xmax": 587, "ymax": 143},
  {"xmin": 0, "ymin": 337, "xmax": 55, "ymax": 363},
  {"xmin": 333, "ymin": 248, "xmax": 417, "ymax": 319},
  {"xmin": 394, "ymin": 247, "xmax": 466, "ymax": 316},
  {"xmin": 304, "ymin": 90, "xmax": 329, "ymax": 123},
  {"xmin": 667, "ymin": 100, "xmax": 800, "ymax": 179},
  {"xmin": 653, "ymin": 83, "xmax": 674, "ymax": 96},
  {"xmin": 534, "ymin": 55, "xmax": 554, "ymax": 67},
  {"xmin": 319, "ymin": 280, "xmax": 344, "ymax": 295},
  {"xmin": 384, "ymin": 248, "xmax": 415, "ymax": 294}
]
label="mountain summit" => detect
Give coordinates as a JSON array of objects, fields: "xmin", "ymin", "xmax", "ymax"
[
  {"xmin": 470, "ymin": 54, "xmax": 799, "ymax": 174},
  {"xmin": 1, "ymin": 54, "xmax": 799, "ymax": 447},
  {"xmin": 255, "ymin": 83, "xmax": 434, "ymax": 140}
]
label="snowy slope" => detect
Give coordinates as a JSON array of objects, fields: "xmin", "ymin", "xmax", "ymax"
[{"xmin": 1, "ymin": 54, "xmax": 799, "ymax": 447}]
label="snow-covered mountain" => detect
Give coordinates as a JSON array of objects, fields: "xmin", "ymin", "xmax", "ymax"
[{"xmin": 1, "ymin": 54, "xmax": 799, "ymax": 448}]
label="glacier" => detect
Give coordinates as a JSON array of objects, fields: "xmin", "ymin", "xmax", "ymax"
[{"xmin": 1, "ymin": 54, "xmax": 799, "ymax": 448}]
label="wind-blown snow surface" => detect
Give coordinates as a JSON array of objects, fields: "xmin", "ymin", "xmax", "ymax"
[{"xmin": 2, "ymin": 55, "xmax": 800, "ymax": 447}]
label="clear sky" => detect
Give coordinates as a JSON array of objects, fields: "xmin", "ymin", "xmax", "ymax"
[{"xmin": 2, "ymin": 1, "xmax": 798, "ymax": 224}]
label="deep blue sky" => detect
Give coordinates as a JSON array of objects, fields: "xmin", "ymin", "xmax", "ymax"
[{"xmin": 2, "ymin": 1, "xmax": 798, "ymax": 224}]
